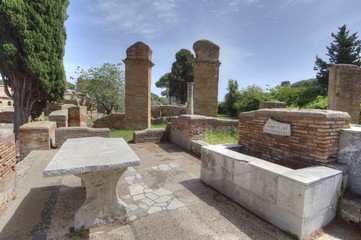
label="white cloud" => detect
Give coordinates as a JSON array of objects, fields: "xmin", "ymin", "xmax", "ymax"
[{"xmin": 84, "ymin": 0, "xmax": 179, "ymax": 38}]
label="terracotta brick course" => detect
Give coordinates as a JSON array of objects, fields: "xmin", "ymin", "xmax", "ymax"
[
  {"xmin": 0, "ymin": 130, "xmax": 16, "ymax": 215},
  {"xmin": 19, "ymin": 121, "xmax": 56, "ymax": 160},
  {"xmin": 49, "ymin": 109, "xmax": 68, "ymax": 128},
  {"xmin": 68, "ymin": 106, "xmax": 87, "ymax": 127},
  {"xmin": 238, "ymin": 109, "xmax": 350, "ymax": 168},
  {"xmin": 93, "ymin": 113, "xmax": 126, "ymax": 129}
]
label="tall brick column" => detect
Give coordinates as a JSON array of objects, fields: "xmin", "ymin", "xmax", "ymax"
[
  {"xmin": 328, "ymin": 64, "xmax": 361, "ymax": 124},
  {"xmin": 123, "ymin": 42, "xmax": 154, "ymax": 129},
  {"xmin": 192, "ymin": 40, "xmax": 221, "ymax": 117}
]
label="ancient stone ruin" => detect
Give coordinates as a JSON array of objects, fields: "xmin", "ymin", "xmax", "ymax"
[
  {"xmin": 123, "ymin": 42, "xmax": 154, "ymax": 129},
  {"xmin": 328, "ymin": 64, "xmax": 361, "ymax": 124},
  {"xmin": 193, "ymin": 40, "xmax": 221, "ymax": 118}
]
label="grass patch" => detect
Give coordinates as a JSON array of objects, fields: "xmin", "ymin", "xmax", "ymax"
[
  {"xmin": 202, "ymin": 128, "xmax": 238, "ymax": 145},
  {"xmin": 151, "ymin": 123, "xmax": 167, "ymax": 128},
  {"xmin": 110, "ymin": 129, "xmax": 134, "ymax": 141},
  {"xmin": 110, "ymin": 123, "xmax": 167, "ymax": 141}
]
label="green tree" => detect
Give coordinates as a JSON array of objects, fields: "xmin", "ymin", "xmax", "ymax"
[
  {"xmin": 234, "ymin": 85, "xmax": 268, "ymax": 113},
  {"xmin": 156, "ymin": 72, "xmax": 171, "ymax": 103},
  {"xmin": 270, "ymin": 85, "xmax": 322, "ymax": 108},
  {"xmin": 314, "ymin": 25, "xmax": 361, "ymax": 93},
  {"xmin": 155, "ymin": 49, "xmax": 194, "ymax": 104},
  {"xmin": 76, "ymin": 63, "xmax": 125, "ymax": 115},
  {"xmin": 224, "ymin": 79, "xmax": 241, "ymax": 117},
  {"xmin": 0, "ymin": 0, "xmax": 69, "ymax": 139}
]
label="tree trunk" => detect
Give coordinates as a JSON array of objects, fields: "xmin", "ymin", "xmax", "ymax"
[{"xmin": 4, "ymin": 74, "xmax": 37, "ymax": 141}]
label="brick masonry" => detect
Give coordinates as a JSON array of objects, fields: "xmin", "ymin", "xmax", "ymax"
[
  {"xmin": 193, "ymin": 40, "xmax": 220, "ymax": 117},
  {"xmin": 0, "ymin": 130, "xmax": 16, "ymax": 215},
  {"xmin": 124, "ymin": 42, "xmax": 154, "ymax": 129},
  {"xmin": 68, "ymin": 106, "xmax": 87, "ymax": 127},
  {"xmin": 238, "ymin": 109, "xmax": 351, "ymax": 169},
  {"xmin": 55, "ymin": 127, "xmax": 110, "ymax": 148},
  {"xmin": 93, "ymin": 113, "xmax": 126, "ymax": 129},
  {"xmin": 19, "ymin": 121, "xmax": 56, "ymax": 160},
  {"xmin": 259, "ymin": 101, "xmax": 287, "ymax": 109},
  {"xmin": 133, "ymin": 127, "xmax": 170, "ymax": 143},
  {"xmin": 49, "ymin": 109, "xmax": 68, "ymax": 128},
  {"xmin": 328, "ymin": 64, "xmax": 361, "ymax": 124},
  {"xmin": 0, "ymin": 111, "xmax": 14, "ymax": 123}
]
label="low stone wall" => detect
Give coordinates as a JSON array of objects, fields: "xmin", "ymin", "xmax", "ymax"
[
  {"xmin": 239, "ymin": 109, "xmax": 350, "ymax": 168},
  {"xmin": 68, "ymin": 106, "xmax": 87, "ymax": 127},
  {"xmin": 338, "ymin": 126, "xmax": 361, "ymax": 195},
  {"xmin": 151, "ymin": 105, "xmax": 186, "ymax": 117},
  {"xmin": 171, "ymin": 115, "xmax": 208, "ymax": 150},
  {"xmin": 170, "ymin": 115, "xmax": 238, "ymax": 151},
  {"xmin": 151, "ymin": 105, "xmax": 186, "ymax": 124},
  {"xmin": 340, "ymin": 197, "xmax": 361, "ymax": 224},
  {"xmin": 19, "ymin": 121, "xmax": 56, "ymax": 161},
  {"xmin": 133, "ymin": 127, "xmax": 170, "ymax": 143},
  {"xmin": 0, "ymin": 111, "xmax": 14, "ymax": 123},
  {"xmin": 93, "ymin": 113, "xmax": 126, "ymax": 129},
  {"xmin": 49, "ymin": 109, "xmax": 68, "ymax": 128},
  {"xmin": 259, "ymin": 101, "xmax": 287, "ymax": 109},
  {"xmin": 206, "ymin": 118, "xmax": 238, "ymax": 132},
  {"xmin": 0, "ymin": 130, "xmax": 16, "ymax": 215},
  {"xmin": 201, "ymin": 144, "xmax": 342, "ymax": 239},
  {"xmin": 45, "ymin": 103, "xmax": 76, "ymax": 115},
  {"xmin": 55, "ymin": 127, "xmax": 111, "ymax": 148}
]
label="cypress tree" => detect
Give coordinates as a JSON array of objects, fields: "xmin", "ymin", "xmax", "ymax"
[{"xmin": 0, "ymin": 0, "xmax": 69, "ymax": 139}]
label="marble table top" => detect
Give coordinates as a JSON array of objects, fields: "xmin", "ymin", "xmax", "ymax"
[{"xmin": 43, "ymin": 137, "xmax": 140, "ymax": 177}]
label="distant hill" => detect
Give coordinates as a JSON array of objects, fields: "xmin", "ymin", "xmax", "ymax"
[{"xmin": 291, "ymin": 78, "xmax": 318, "ymax": 88}]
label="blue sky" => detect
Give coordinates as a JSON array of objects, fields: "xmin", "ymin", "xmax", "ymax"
[{"xmin": 64, "ymin": 0, "xmax": 361, "ymax": 101}]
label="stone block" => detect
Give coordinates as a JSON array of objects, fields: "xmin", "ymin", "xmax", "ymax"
[
  {"xmin": 93, "ymin": 113, "xmax": 126, "ymax": 129},
  {"xmin": 200, "ymin": 144, "xmax": 343, "ymax": 240},
  {"xmin": 338, "ymin": 126, "xmax": 361, "ymax": 195},
  {"xmin": 49, "ymin": 109, "xmax": 68, "ymax": 128},
  {"xmin": 68, "ymin": 106, "xmax": 87, "ymax": 127},
  {"xmin": 19, "ymin": 121, "xmax": 56, "ymax": 160},
  {"xmin": 133, "ymin": 128, "xmax": 169, "ymax": 143},
  {"xmin": 340, "ymin": 198, "xmax": 361, "ymax": 223},
  {"xmin": 55, "ymin": 127, "xmax": 110, "ymax": 148}
]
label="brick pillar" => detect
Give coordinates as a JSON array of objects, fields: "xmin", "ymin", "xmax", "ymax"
[
  {"xmin": 68, "ymin": 106, "xmax": 87, "ymax": 127},
  {"xmin": 123, "ymin": 42, "xmax": 154, "ymax": 129},
  {"xmin": 328, "ymin": 64, "xmax": 361, "ymax": 124},
  {"xmin": 193, "ymin": 40, "xmax": 221, "ymax": 117}
]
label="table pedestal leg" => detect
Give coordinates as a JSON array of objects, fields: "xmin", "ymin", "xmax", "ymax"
[{"xmin": 74, "ymin": 168, "xmax": 127, "ymax": 230}]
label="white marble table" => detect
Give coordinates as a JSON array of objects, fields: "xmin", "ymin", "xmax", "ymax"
[{"xmin": 43, "ymin": 137, "xmax": 140, "ymax": 230}]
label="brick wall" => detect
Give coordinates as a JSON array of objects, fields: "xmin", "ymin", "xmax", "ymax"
[
  {"xmin": 19, "ymin": 121, "xmax": 56, "ymax": 160},
  {"xmin": 0, "ymin": 130, "xmax": 16, "ymax": 215},
  {"xmin": 0, "ymin": 111, "xmax": 14, "ymax": 123},
  {"xmin": 171, "ymin": 115, "xmax": 208, "ymax": 150},
  {"xmin": 239, "ymin": 109, "xmax": 350, "ymax": 169},
  {"xmin": 55, "ymin": 127, "xmax": 110, "ymax": 148},
  {"xmin": 133, "ymin": 127, "xmax": 170, "ymax": 143},
  {"xmin": 93, "ymin": 113, "xmax": 126, "ymax": 129},
  {"xmin": 49, "ymin": 109, "xmax": 68, "ymax": 128},
  {"xmin": 68, "ymin": 106, "xmax": 87, "ymax": 127}
]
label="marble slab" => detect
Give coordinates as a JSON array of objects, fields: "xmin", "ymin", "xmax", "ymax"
[{"xmin": 43, "ymin": 137, "xmax": 140, "ymax": 177}]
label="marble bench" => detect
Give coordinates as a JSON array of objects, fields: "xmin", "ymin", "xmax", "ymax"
[{"xmin": 43, "ymin": 137, "xmax": 140, "ymax": 230}]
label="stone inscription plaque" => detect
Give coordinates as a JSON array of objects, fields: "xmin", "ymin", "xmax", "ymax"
[{"xmin": 263, "ymin": 118, "xmax": 291, "ymax": 136}]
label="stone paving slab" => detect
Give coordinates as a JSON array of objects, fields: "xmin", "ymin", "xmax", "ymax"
[{"xmin": 0, "ymin": 142, "xmax": 360, "ymax": 240}]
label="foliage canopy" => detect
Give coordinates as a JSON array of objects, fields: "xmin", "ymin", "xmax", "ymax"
[
  {"xmin": 0, "ymin": 0, "xmax": 69, "ymax": 138},
  {"xmin": 76, "ymin": 63, "xmax": 125, "ymax": 114},
  {"xmin": 314, "ymin": 25, "xmax": 361, "ymax": 93}
]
